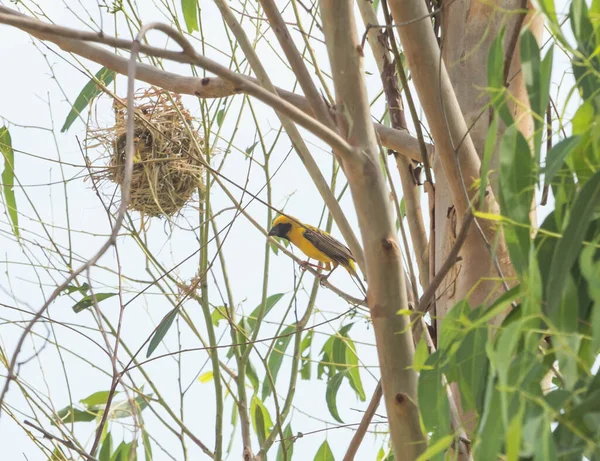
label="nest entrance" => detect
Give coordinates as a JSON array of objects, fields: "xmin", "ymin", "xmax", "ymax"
[{"xmin": 90, "ymin": 88, "xmax": 205, "ymax": 218}]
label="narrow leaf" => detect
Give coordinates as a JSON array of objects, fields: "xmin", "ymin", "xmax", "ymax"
[
  {"xmin": 55, "ymin": 406, "xmax": 100, "ymax": 424},
  {"xmin": 0, "ymin": 127, "xmax": 19, "ymax": 238},
  {"xmin": 276, "ymin": 424, "xmax": 295, "ymax": 461},
  {"xmin": 99, "ymin": 433, "xmax": 113, "ymax": 461},
  {"xmin": 216, "ymin": 108, "xmax": 225, "ymax": 128},
  {"xmin": 146, "ymin": 309, "xmax": 178, "ymax": 358},
  {"xmin": 247, "ymin": 293, "xmax": 285, "ymax": 331},
  {"xmin": 80, "ymin": 390, "xmax": 114, "ymax": 407},
  {"xmin": 415, "ymin": 435, "xmax": 454, "ymax": 461},
  {"xmin": 344, "ymin": 337, "xmax": 366, "ymax": 401},
  {"xmin": 262, "ymin": 325, "xmax": 295, "ymax": 400},
  {"xmin": 546, "ymin": 169, "xmax": 600, "ymax": 314},
  {"xmin": 300, "ymin": 330, "xmax": 313, "ymax": 380},
  {"xmin": 326, "ymin": 371, "xmax": 348, "ymax": 423},
  {"xmin": 73, "ymin": 292, "xmax": 117, "ymax": 313},
  {"xmin": 498, "ymin": 124, "xmax": 534, "ymax": 274},
  {"xmin": 412, "ymin": 336, "xmax": 430, "ymax": 372},
  {"xmin": 61, "ymin": 67, "xmax": 115, "ymax": 132},
  {"xmin": 543, "ymin": 136, "xmax": 581, "ymax": 183},
  {"xmin": 480, "ymin": 116, "xmax": 498, "ymax": 206},
  {"xmin": 181, "ymin": 0, "xmax": 198, "ymax": 33},
  {"xmin": 251, "ymin": 395, "xmax": 272, "ymax": 446}
]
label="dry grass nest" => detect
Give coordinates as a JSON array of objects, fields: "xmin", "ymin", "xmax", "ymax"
[{"xmin": 89, "ymin": 87, "xmax": 205, "ymax": 218}]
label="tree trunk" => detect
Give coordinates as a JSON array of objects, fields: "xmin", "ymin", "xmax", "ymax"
[{"xmin": 437, "ymin": 0, "xmax": 544, "ymax": 432}]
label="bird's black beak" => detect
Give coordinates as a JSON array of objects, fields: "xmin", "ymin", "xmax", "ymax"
[{"xmin": 268, "ymin": 225, "xmax": 280, "ymax": 237}]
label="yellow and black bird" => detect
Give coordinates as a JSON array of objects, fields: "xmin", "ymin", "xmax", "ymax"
[{"xmin": 268, "ymin": 215, "xmax": 362, "ymax": 286}]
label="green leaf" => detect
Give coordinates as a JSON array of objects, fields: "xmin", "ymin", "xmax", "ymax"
[
  {"xmin": 0, "ymin": 127, "xmax": 19, "ymax": 238},
  {"xmin": 55, "ymin": 405, "xmax": 100, "ymax": 424},
  {"xmin": 543, "ymin": 136, "xmax": 581, "ymax": 184},
  {"xmin": 474, "ymin": 379, "xmax": 504, "ymax": 460},
  {"xmin": 216, "ymin": 108, "xmax": 225, "ymax": 128},
  {"xmin": 552, "ymin": 274, "xmax": 581, "ymax": 389},
  {"xmin": 480, "ymin": 116, "xmax": 498, "ymax": 206},
  {"xmin": 546, "ymin": 169, "xmax": 600, "ymax": 315},
  {"xmin": 314, "ymin": 440, "xmax": 335, "ymax": 461},
  {"xmin": 181, "ymin": 0, "xmax": 198, "ymax": 33},
  {"xmin": 399, "ymin": 197, "xmax": 406, "ymax": 218},
  {"xmin": 487, "ymin": 28, "xmax": 513, "ymax": 126},
  {"xmin": 146, "ymin": 308, "xmax": 178, "ymax": 358},
  {"xmin": 99, "ymin": 432, "xmax": 113, "ymax": 461},
  {"xmin": 520, "ymin": 28, "xmax": 553, "ymax": 165},
  {"xmin": 580, "ymin": 244, "xmax": 600, "ymax": 352},
  {"xmin": 537, "ymin": 0, "xmax": 564, "ymax": 45},
  {"xmin": 572, "ymin": 100, "xmax": 594, "ymax": 135},
  {"xmin": 133, "ymin": 391, "xmax": 152, "ymax": 414},
  {"xmin": 344, "ymin": 336, "xmax": 366, "ymax": 401},
  {"xmin": 506, "ymin": 406, "xmax": 524, "ymax": 461},
  {"xmin": 418, "ymin": 351, "xmax": 450, "ymax": 436},
  {"xmin": 262, "ymin": 325, "xmax": 295, "ymax": 400},
  {"xmin": 139, "ymin": 413, "xmax": 153, "ymax": 461},
  {"xmin": 300, "ymin": 330, "xmax": 313, "ymax": 380},
  {"xmin": 211, "ymin": 306, "xmax": 227, "ymax": 327},
  {"xmin": 455, "ymin": 314, "xmax": 489, "ymax": 414},
  {"xmin": 111, "ymin": 441, "xmax": 133, "ymax": 461},
  {"xmin": 438, "ymin": 299, "xmax": 471, "ymax": 352},
  {"xmin": 498, "ymin": 124, "xmax": 534, "ymax": 274},
  {"xmin": 412, "ymin": 335, "xmax": 430, "ymax": 372},
  {"xmin": 246, "ymin": 358, "xmax": 260, "ymax": 393},
  {"xmin": 415, "ymin": 435, "xmax": 454, "ymax": 461},
  {"xmin": 251, "ymin": 395, "xmax": 272, "ymax": 446},
  {"xmin": 247, "ymin": 293, "xmax": 285, "ymax": 332},
  {"xmin": 72, "ymin": 292, "xmax": 117, "ymax": 313},
  {"xmin": 326, "ymin": 370, "xmax": 348, "ymax": 423},
  {"xmin": 276, "ymin": 424, "xmax": 295, "ymax": 461},
  {"xmin": 62, "ymin": 283, "xmax": 90, "ymax": 296},
  {"xmin": 61, "ymin": 67, "xmax": 115, "ymax": 132},
  {"xmin": 80, "ymin": 390, "xmax": 114, "ymax": 407}
]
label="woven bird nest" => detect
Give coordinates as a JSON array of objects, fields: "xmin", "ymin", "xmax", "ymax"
[{"xmin": 89, "ymin": 88, "xmax": 205, "ymax": 218}]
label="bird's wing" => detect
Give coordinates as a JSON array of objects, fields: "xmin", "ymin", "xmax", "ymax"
[{"xmin": 302, "ymin": 228, "xmax": 355, "ymax": 268}]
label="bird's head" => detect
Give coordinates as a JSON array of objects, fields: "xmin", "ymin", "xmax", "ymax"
[{"xmin": 268, "ymin": 215, "xmax": 296, "ymax": 241}]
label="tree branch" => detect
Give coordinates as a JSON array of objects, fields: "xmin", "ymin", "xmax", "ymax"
[
  {"xmin": 24, "ymin": 420, "xmax": 98, "ymax": 461},
  {"xmin": 319, "ymin": 1, "xmax": 426, "ymax": 459},
  {"xmin": 0, "ymin": 5, "xmax": 430, "ymax": 163}
]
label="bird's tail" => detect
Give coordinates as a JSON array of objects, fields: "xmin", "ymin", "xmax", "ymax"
[{"xmin": 346, "ymin": 259, "xmax": 367, "ymax": 296}]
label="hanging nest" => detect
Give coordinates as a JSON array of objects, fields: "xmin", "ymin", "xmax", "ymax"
[{"xmin": 89, "ymin": 87, "xmax": 205, "ymax": 218}]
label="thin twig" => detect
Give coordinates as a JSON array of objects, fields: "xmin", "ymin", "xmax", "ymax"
[
  {"xmin": 0, "ymin": 5, "xmax": 429, "ymax": 163},
  {"xmin": 0, "ymin": 14, "xmax": 139, "ymax": 421},
  {"xmin": 24, "ymin": 420, "xmax": 98, "ymax": 461},
  {"xmin": 342, "ymin": 382, "xmax": 383, "ymax": 461},
  {"xmin": 415, "ymin": 208, "xmax": 474, "ymax": 316}
]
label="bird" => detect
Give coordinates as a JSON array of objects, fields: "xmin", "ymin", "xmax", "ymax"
[{"xmin": 268, "ymin": 214, "xmax": 362, "ymax": 286}]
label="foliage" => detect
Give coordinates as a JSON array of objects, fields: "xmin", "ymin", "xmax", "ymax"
[{"xmin": 418, "ymin": 4, "xmax": 600, "ymax": 458}]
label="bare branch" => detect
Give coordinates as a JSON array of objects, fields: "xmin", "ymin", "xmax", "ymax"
[
  {"xmin": 342, "ymin": 382, "xmax": 383, "ymax": 461},
  {"xmin": 24, "ymin": 420, "xmax": 98, "ymax": 461},
  {"xmin": 0, "ymin": 5, "xmax": 430, "ymax": 163}
]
